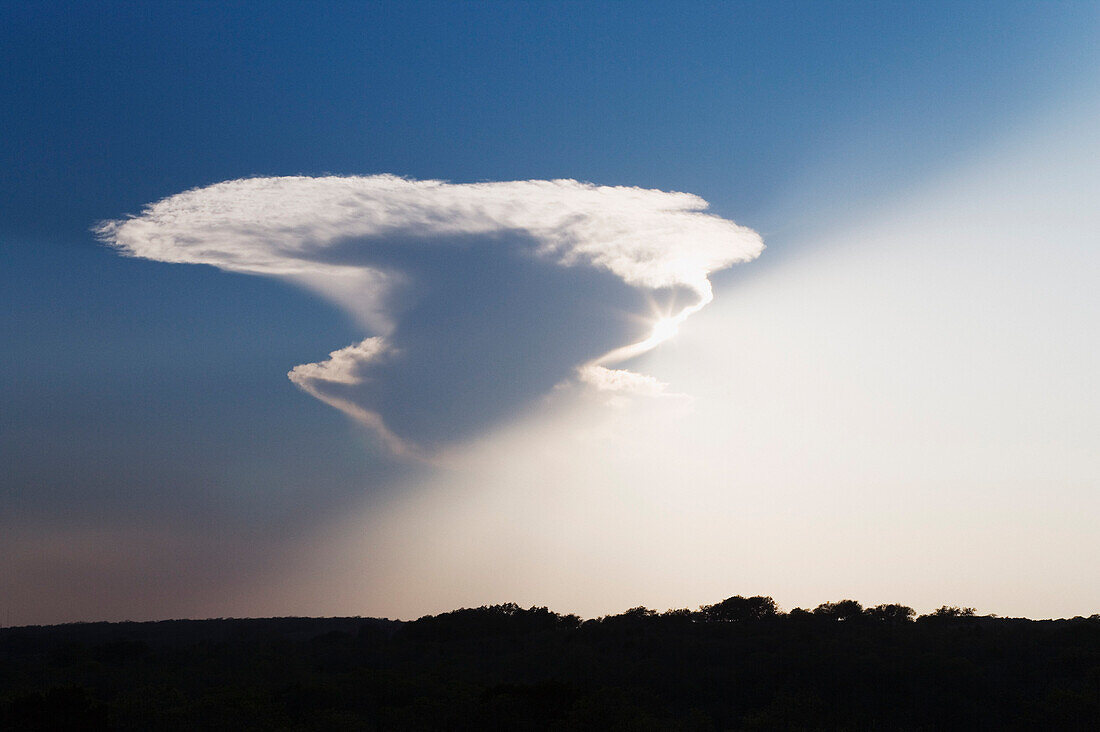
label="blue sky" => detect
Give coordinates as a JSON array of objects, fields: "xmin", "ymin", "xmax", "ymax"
[{"xmin": 2, "ymin": 1, "xmax": 1097, "ymax": 624}]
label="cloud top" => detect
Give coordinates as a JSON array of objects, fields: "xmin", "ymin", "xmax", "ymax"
[{"xmin": 97, "ymin": 175, "xmax": 763, "ymax": 454}]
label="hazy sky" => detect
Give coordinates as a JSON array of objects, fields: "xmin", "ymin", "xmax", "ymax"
[{"xmin": 2, "ymin": 1, "xmax": 1097, "ymax": 625}]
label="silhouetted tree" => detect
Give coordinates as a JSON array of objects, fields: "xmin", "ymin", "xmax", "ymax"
[
  {"xmin": 660, "ymin": 608, "xmax": 695, "ymax": 621},
  {"xmin": 400, "ymin": 603, "xmax": 576, "ymax": 641},
  {"xmin": 594, "ymin": 607, "xmax": 657, "ymax": 627},
  {"xmin": 812, "ymin": 599, "xmax": 864, "ymax": 621},
  {"xmin": 700, "ymin": 595, "xmax": 779, "ymax": 622},
  {"xmin": 864, "ymin": 603, "xmax": 915, "ymax": 623},
  {"xmin": 919, "ymin": 605, "xmax": 977, "ymax": 621}
]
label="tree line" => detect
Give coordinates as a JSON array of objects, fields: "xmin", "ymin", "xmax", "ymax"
[{"xmin": 3, "ymin": 596, "xmax": 1099, "ymax": 729}]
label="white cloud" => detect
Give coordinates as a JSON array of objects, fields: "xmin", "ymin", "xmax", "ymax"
[
  {"xmin": 577, "ymin": 365, "xmax": 672, "ymax": 398},
  {"xmin": 285, "ymin": 337, "xmax": 416, "ymax": 456},
  {"xmin": 98, "ymin": 175, "xmax": 762, "ymax": 453},
  {"xmin": 288, "ymin": 337, "xmax": 392, "ymax": 386}
]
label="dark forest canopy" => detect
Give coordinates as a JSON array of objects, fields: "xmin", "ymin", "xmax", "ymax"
[{"xmin": 3, "ymin": 597, "xmax": 1100, "ymax": 730}]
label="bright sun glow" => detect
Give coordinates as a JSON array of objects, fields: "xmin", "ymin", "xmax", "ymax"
[{"xmin": 650, "ymin": 316, "xmax": 680, "ymax": 344}]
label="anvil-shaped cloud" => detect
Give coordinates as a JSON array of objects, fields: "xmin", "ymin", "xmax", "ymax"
[{"xmin": 98, "ymin": 176, "xmax": 762, "ymax": 456}]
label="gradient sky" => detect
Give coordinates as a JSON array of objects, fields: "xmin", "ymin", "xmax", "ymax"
[{"xmin": 2, "ymin": 1, "xmax": 1098, "ymax": 626}]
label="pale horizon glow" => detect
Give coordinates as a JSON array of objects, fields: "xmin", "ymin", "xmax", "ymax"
[{"xmin": 242, "ymin": 94, "xmax": 1100, "ymax": 623}]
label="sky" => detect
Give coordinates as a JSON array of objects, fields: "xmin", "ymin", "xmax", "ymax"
[{"xmin": 1, "ymin": 1, "xmax": 1098, "ymax": 626}]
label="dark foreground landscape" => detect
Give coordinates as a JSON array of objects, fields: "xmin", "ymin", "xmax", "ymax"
[{"xmin": 3, "ymin": 597, "xmax": 1100, "ymax": 730}]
